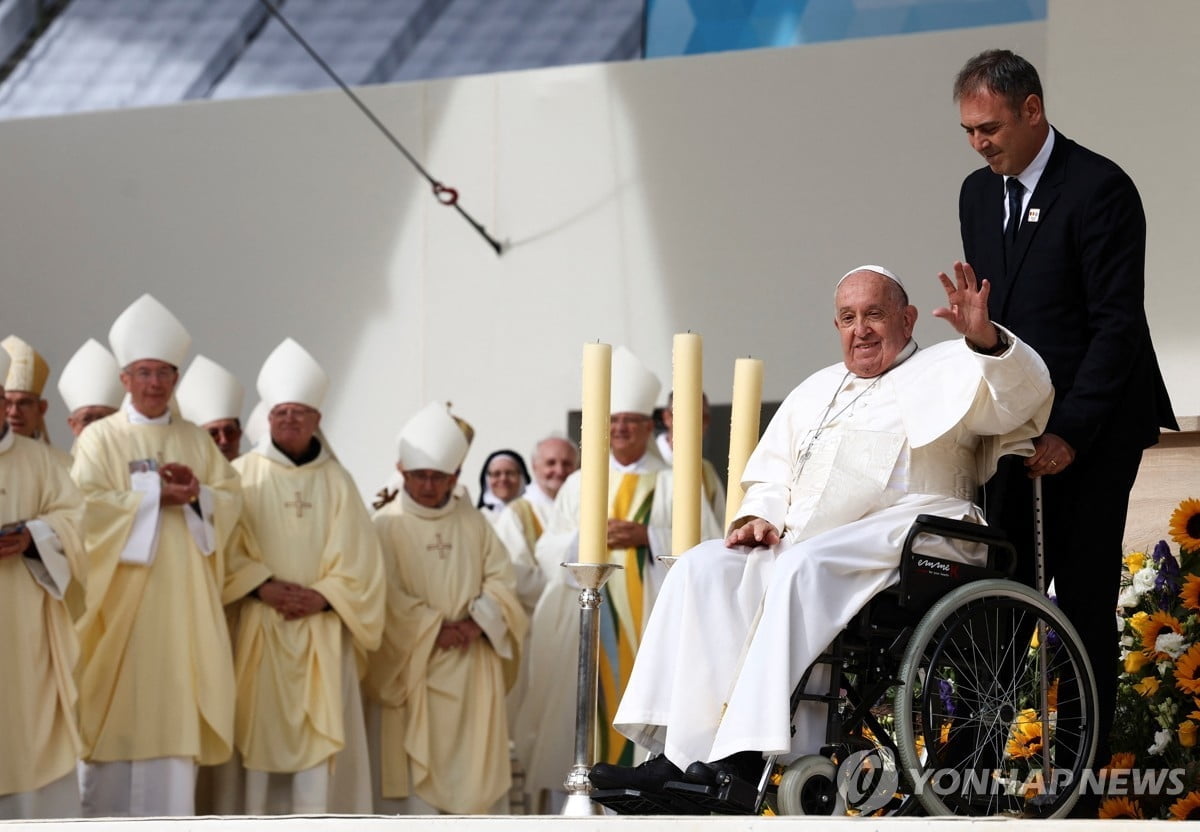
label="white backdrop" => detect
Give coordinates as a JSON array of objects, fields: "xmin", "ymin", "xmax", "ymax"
[{"xmin": 0, "ymin": 3, "xmax": 1190, "ymax": 501}]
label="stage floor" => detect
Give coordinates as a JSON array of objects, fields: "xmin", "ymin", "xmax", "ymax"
[{"xmin": 0, "ymin": 815, "xmax": 1171, "ymax": 830}]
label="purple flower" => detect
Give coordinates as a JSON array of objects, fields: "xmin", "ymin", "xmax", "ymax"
[
  {"xmin": 937, "ymin": 678, "xmax": 956, "ymax": 716},
  {"xmin": 1152, "ymin": 540, "xmax": 1181, "ymax": 610}
]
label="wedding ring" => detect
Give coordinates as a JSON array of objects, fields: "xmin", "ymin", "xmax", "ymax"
[{"xmin": 1049, "ymin": 460, "xmax": 1058, "ymax": 468}]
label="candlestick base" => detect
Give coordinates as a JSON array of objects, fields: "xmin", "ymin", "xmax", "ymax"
[{"xmin": 559, "ymin": 561, "xmax": 622, "ymax": 816}]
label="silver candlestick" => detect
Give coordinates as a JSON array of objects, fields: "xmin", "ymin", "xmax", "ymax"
[{"xmin": 560, "ymin": 561, "xmax": 622, "ymax": 816}]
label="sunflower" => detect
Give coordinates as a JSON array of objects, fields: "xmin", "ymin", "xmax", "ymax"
[
  {"xmin": 1176, "ymin": 644, "xmax": 1200, "ymax": 695},
  {"xmin": 1170, "ymin": 498, "xmax": 1200, "ymax": 551},
  {"xmin": 1102, "ymin": 751, "xmax": 1136, "ymax": 771},
  {"xmin": 1169, "ymin": 791, "xmax": 1200, "ymax": 821},
  {"xmin": 1099, "ymin": 796, "xmax": 1144, "ymax": 819},
  {"xmin": 1181, "ymin": 575, "xmax": 1200, "ymax": 613},
  {"xmin": 1137, "ymin": 610, "xmax": 1184, "ymax": 654},
  {"xmin": 1189, "ymin": 698, "xmax": 1200, "ymax": 722},
  {"xmin": 1006, "ymin": 709, "xmax": 1042, "ymax": 759}
]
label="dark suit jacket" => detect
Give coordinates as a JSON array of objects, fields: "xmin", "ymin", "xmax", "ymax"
[{"xmin": 959, "ymin": 129, "xmax": 1177, "ymax": 457}]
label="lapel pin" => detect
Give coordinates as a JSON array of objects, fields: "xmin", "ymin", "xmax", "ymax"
[{"xmin": 1027, "ymin": 208, "xmax": 1040, "ymax": 223}]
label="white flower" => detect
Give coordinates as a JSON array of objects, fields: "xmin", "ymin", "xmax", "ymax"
[
  {"xmin": 1149, "ymin": 729, "xmax": 1172, "ymax": 756},
  {"xmin": 1156, "ymin": 632, "xmax": 1186, "ymax": 659},
  {"xmin": 1121, "ymin": 635, "xmax": 1135, "ymax": 647},
  {"xmin": 1131, "ymin": 566, "xmax": 1157, "ymax": 595},
  {"xmin": 1117, "ymin": 585, "xmax": 1141, "ymax": 609},
  {"xmin": 1159, "ymin": 660, "xmax": 1174, "ymax": 676}
]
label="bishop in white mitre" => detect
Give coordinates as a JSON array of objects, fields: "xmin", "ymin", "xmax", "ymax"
[
  {"xmin": 71, "ymin": 294, "xmax": 244, "ymax": 817},
  {"xmin": 366, "ymin": 401, "xmax": 527, "ymax": 814},
  {"xmin": 229, "ymin": 338, "xmax": 384, "ymax": 814}
]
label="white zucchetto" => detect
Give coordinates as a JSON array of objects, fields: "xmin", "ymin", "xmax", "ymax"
[
  {"xmin": 177, "ymin": 355, "xmax": 245, "ymax": 426},
  {"xmin": 610, "ymin": 346, "xmax": 661, "ymax": 417},
  {"xmin": 57, "ymin": 339, "xmax": 123, "ymax": 413},
  {"xmin": 108, "ymin": 294, "xmax": 191, "ymax": 368},
  {"xmin": 257, "ymin": 338, "xmax": 328, "ymax": 412}
]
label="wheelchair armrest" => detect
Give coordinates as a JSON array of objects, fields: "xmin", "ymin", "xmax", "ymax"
[{"xmin": 903, "ymin": 514, "xmax": 1018, "ymax": 577}]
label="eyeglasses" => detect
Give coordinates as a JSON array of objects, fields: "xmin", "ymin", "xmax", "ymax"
[
  {"xmin": 4, "ymin": 395, "xmax": 39, "ymax": 410},
  {"xmin": 487, "ymin": 469, "xmax": 522, "ymax": 479},
  {"xmin": 610, "ymin": 415, "xmax": 650, "ymax": 427},
  {"xmin": 270, "ymin": 405, "xmax": 319, "ymax": 420},
  {"xmin": 404, "ymin": 470, "xmax": 453, "ymax": 485},
  {"xmin": 128, "ymin": 367, "xmax": 177, "ymax": 382}
]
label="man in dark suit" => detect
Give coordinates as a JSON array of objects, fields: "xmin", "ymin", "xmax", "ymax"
[{"xmin": 952, "ymin": 49, "xmax": 1177, "ymax": 768}]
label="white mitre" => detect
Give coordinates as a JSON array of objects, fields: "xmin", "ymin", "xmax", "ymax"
[
  {"xmin": 244, "ymin": 400, "xmax": 268, "ymax": 448},
  {"xmin": 2, "ymin": 334, "xmax": 50, "ymax": 395},
  {"xmin": 58, "ymin": 338, "xmax": 124, "ymax": 413},
  {"xmin": 611, "ymin": 345, "xmax": 661, "ymax": 416},
  {"xmin": 0, "ymin": 347, "xmax": 9, "ymax": 385},
  {"xmin": 108, "ymin": 293, "xmax": 191, "ymax": 368},
  {"xmin": 257, "ymin": 337, "xmax": 328, "ymax": 412},
  {"xmin": 177, "ymin": 355, "xmax": 245, "ymax": 426},
  {"xmin": 397, "ymin": 401, "xmax": 472, "ymax": 474}
]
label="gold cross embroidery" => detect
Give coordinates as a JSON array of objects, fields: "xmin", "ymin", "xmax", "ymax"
[
  {"xmin": 285, "ymin": 491, "xmax": 313, "ymax": 518},
  {"xmin": 426, "ymin": 533, "xmax": 452, "ymax": 559}
]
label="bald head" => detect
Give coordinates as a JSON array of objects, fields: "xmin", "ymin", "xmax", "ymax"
[{"xmin": 532, "ymin": 436, "xmax": 579, "ymax": 499}]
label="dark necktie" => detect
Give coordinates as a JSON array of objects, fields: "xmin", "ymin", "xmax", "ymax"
[{"xmin": 1005, "ymin": 177, "xmax": 1025, "ymax": 247}]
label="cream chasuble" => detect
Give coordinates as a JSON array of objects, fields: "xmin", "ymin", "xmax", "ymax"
[
  {"xmin": 513, "ymin": 457, "xmax": 721, "ymax": 794},
  {"xmin": 231, "ymin": 442, "xmax": 385, "ymax": 774},
  {"xmin": 70, "ymin": 410, "xmax": 243, "ymax": 765},
  {"xmin": 366, "ymin": 490, "xmax": 527, "ymax": 814},
  {"xmin": 0, "ymin": 431, "xmax": 85, "ymax": 800}
]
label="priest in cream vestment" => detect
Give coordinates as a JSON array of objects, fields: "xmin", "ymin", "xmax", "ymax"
[
  {"xmin": 591, "ymin": 265, "xmax": 1054, "ymax": 792},
  {"xmin": 230, "ymin": 338, "xmax": 384, "ymax": 814},
  {"xmin": 71, "ymin": 295, "xmax": 244, "ymax": 817},
  {"xmin": 0, "ymin": 351, "xmax": 86, "ymax": 819},
  {"xmin": 513, "ymin": 348, "xmax": 722, "ymax": 804},
  {"xmin": 366, "ymin": 401, "xmax": 527, "ymax": 815},
  {"xmin": 3, "ymin": 335, "xmax": 73, "ymax": 470}
]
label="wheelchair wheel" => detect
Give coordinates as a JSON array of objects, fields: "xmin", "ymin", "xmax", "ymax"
[
  {"xmin": 893, "ymin": 579, "xmax": 1097, "ymax": 818},
  {"xmin": 777, "ymin": 755, "xmax": 837, "ymax": 815}
]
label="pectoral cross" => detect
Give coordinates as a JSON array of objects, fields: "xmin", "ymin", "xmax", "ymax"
[
  {"xmin": 285, "ymin": 491, "xmax": 313, "ymax": 518},
  {"xmin": 426, "ymin": 533, "xmax": 452, "ymax": 559}
]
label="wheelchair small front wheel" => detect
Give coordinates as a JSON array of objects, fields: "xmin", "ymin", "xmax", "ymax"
[{"xmin": 777, "ymin": 754, "xmax": 838, "ymax": 815}]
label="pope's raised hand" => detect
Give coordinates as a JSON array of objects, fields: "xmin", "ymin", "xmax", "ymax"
[{"xmin": 932, "ymin": 261, "xmax": 999, "ymax": 350}]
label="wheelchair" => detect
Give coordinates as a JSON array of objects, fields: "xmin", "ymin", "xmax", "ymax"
[{"xmin": 590, "ymin": 514, "xmax": 1099, "ymax": 819}]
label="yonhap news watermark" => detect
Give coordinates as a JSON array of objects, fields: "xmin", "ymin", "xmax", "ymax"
[{"xmin": 833, "ymin": 748, "xmax": 1188, "ymax": 814}]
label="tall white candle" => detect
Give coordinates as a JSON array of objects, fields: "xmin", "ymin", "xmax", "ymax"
[
  {"xmin": 671, "ymin": 333, "xmax": 703, "ymax": 554},
  {"xmin": 725, "ymin": 357, "xmax": 764, "ymax": 529},
  {"xmin": 579, "ymin": 343, "xmax": 612, "ymax": 564}
]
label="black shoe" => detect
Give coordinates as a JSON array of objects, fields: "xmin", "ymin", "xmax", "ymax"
[
  {"xmin": 589, "ymin": 755, "xmax": 684, "ymax": 792},
  {"xmin": 682, "ymin": 750, "xmax": 764, "ymax": 787}
]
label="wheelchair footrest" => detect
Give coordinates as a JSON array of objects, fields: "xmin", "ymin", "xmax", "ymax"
[
  {"xmin": 589, "ymin": 787, "xmax": 710, "ymax": 815},
  {"xmin": 663, "ymin": 776, "xmax": 761, "ymax": 814}
]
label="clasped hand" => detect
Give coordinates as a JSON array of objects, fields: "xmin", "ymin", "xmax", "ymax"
[
  {"xmin": 0, "ymin": 524, "xmax": 32, "ymax": 560},
  {"xmin": 159, "ymin": 462, "xmax": 200, "ymax": 506},
  {"xmin": 256, "ymin": 579, "xmax": 329, "ymax": 620},
  {"xmin": 436, "ymin": 619, "xmax": 483, "ymax": 650}
]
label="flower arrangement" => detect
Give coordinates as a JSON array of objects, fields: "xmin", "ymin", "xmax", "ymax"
[{"xmin": 1106, "ymin": 498, "xmax": 1200, "ymax": 819}]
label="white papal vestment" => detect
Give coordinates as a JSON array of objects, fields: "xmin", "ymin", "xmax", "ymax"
[{"xmin": 613, "ymin": 332, "xmax": 1052, "ymax": 769}]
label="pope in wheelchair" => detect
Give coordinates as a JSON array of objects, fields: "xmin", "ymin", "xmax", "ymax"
[{"xmin": 589, "ymin": 263, "xmax": 1089, "ymax": 816}]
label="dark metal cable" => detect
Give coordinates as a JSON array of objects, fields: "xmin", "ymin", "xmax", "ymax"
[{"xmin": 257, "ymin": 0, "xmax": 503, "ymax": 256}]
